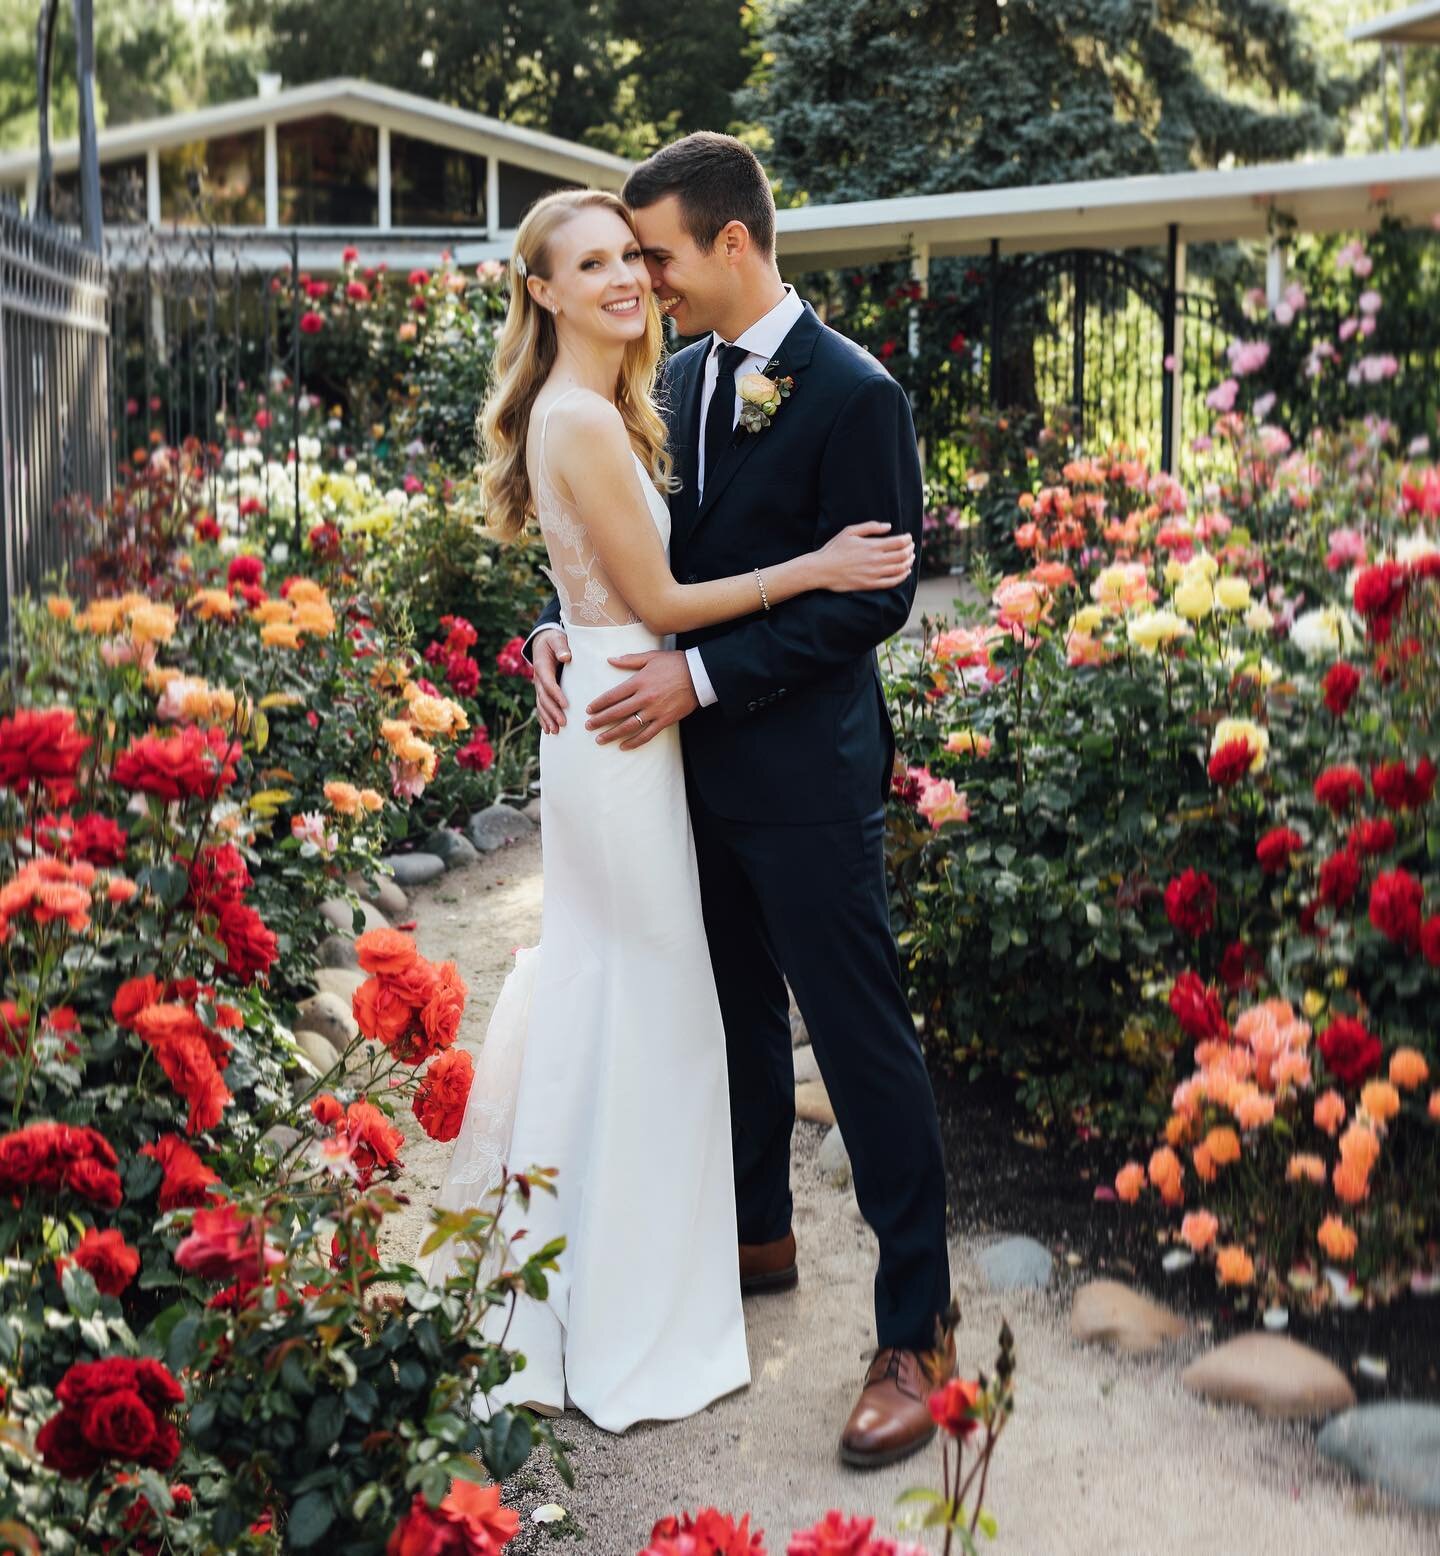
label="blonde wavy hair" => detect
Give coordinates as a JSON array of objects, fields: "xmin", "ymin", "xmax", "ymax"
[{"xmin": 478, "ymin": 189, "xmax": 673, "ymax": 542}]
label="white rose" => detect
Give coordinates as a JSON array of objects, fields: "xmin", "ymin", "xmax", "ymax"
[
  {"xmin": 1289, "ymin": 605, "xmax": 1357, "ymax": 659},
  {"xmin": 738, "ymin": 372, "xmax": 778, "ymax": 407}
]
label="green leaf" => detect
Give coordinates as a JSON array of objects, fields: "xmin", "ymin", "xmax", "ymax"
[
  {"xmin": 61, "ymin": 1263, "xmax": 99, "ymax": 1319},
  {"xmin": 166, "ymin": 1314, "xmax": 201, "ymax": 1373},
  {"xmin": 479, "ymin": 1408, "xmax": 533, "ymax": 1479},
  {"xmin": 286, "ymin": 1489, "xmax": 335, "ymax": 1548},
  {"xmin": 306, "ymin": 1393, "xmax": 346, "ymax": 1453}
]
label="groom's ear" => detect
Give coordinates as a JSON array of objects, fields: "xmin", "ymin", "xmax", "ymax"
[{"xmin": 716, "ymin": 219, "xmax": 753, "ymax": 264}]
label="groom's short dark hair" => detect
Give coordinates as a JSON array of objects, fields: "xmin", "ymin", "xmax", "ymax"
[{"xmin": 623, "ymin": 132, "xmax": 776, "ymax": 256}]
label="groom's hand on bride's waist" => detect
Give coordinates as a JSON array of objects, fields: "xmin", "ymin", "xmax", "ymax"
[
  {"xmin": 586, "ymin": 650, "xmax": 699, "ymax": 750},
  {"xmin": 533, "ymin": 630, "xmax": 571, "ymax": 736}
]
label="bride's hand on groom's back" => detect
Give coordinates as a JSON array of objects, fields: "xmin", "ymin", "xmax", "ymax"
[{"xmin": 534, "ymin": 631, "xmax": 572, "ymax": 735}]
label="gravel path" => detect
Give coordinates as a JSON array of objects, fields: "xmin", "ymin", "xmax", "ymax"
[{"xmin": 380, "ymin": 828, "xmax": 1436, "ymax": 1556}]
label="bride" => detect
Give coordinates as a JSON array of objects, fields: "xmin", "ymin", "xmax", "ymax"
[{"xmin": 424, "ymin": 188, "xmax": 914, "ymax": 1433}]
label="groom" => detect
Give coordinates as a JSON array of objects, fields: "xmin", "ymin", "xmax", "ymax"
[{"xmin": 527, "ymin": 132, "xmax": 952, "ymax": 1466}]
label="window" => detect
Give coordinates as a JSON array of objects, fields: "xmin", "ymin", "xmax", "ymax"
[
  {"xmin": 53, "ymin": 155, "xmax": 146, "ymax": 225},
  {"xmin": 277, "ymin": 115, "xmax": 378, "ymax": 226},
  {"xmin": 498, "ymin": 161, "xmax": 580, "ymax": 229},
  {"xmin": 159, "ymin": 133, "xmax": 265, "ymax": 226},
  {"xmin": 390, "ymin": 131, "xmax": 486, "ymax": 227}
]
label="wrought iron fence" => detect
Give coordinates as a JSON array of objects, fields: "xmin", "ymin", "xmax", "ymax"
[{"xmin": 0, "ymin": 195, "xmax": 110, "ymax": 651}]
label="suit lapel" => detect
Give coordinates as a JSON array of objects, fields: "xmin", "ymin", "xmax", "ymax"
[
  {"xmin": 669, "ymin": 345, "xmax": 706, "ymax": 549},
  {"xmin": 690, "ymin": 303, "xmax": 824, "ymax": 536}
]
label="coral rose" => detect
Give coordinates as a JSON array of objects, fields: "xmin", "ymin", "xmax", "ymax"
[
  {"xmin": 1313, "ymin": 1090, "xmax": 1346, "ymax": 1136},
  {"xmin": 311, "ymin": 1093, "xmax": 344, "ymax": 1128},
  {"xmin": 1285, "ymin": 1154, "xmax": 1327, "ymax": 1186},
  {"xmin": 1202, "ymin": 1126, "xmax": 1241, "ymax": 1166},
  {"xmin": 1317, "ymin": 1216, "xmax": 1358, "ymax": 1263},
  {"xmin": 1114, "ymin": 1162, "xmax": 1145, "ymax": 1202},
  {"xmin": 356, "ymin": 928, "xmax": 420, "ymax": 977},
  {"xmin": 413, "ymin": 1048, "xmax": 475, "ymax": 1143},
  {"xmin": 1338, "ymin": 1123, "xmax": 1380, "ymax": 1173},
  {"xmin": 139, "ymin": 1134, "xmax": 221, "ymax": 1211},
  {"xmin": 1233, "ymin": 1090, "xmax": 1276, "ymax": 1130},
  {"xmin": 1430, "ymin": 1090, "xmax": 1440, "ymax": 1121},
  {"xmin": 1389, "ymin": 1047, "xmax": 1430, "ymax": 1090},
  {"xmin": 1215, "ymin": 1246, "xmax": 1254, "ymax": 1286},
  {"xmin": 1191, "ymin": 1143, "xmax": 1216, "ymax": 1183},
  {"xmin": 1332, "ymin": 1159, "xmax": 1371, "ymax": 1205},
  {"xmin": 1359, "ymin": 1080, "xmax": 1400, "ymax": 1124}
]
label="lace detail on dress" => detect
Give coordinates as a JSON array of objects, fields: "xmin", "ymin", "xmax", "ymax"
[{"xmin": 533, "ymin": 389, "xmax": 668, "ymax": 628}]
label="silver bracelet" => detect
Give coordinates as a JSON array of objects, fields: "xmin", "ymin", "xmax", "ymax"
[{"xmin": 754, "ymin": 567, "xmax": 771, "ymax": 611}]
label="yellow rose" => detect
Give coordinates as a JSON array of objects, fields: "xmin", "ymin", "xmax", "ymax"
[
  {"xmin": 945, "ymin": 729, "xmax": 993, "ymax": 757},
  {"xmin": 128, "ymin": 603, "xmax": 177, "ymax": 644},
  {"xmin": 380, "ymin": 718, "xmax": 414, "ymax": 752},
  {"xmin": 189, "ymin": 587, "xmax": 238, "ymax": 621},
  {"xmin": 1186, "ymin": 551, "xmax": 1219, "ymax": 579},
  {"xmin": 252, "ymin": 599, "xmax": 293, "ymax": 625},
  {"xmin": 1172, "ymin": 577, "xmax": 1214, "ymax": 621},
  {"xmin": 737, "ymin": 372, "xmax": 779, "ymax": 407},
  {"xmin": 1302, "ymin": 989, "xmax": 1327, "ymax": 1020},
  {"xmin": 1127, "ymin": 610, "xmax": 1192, "ymax": 653},
  {"xmin": 359, "ymin": 787, "xmax": 385, "ymax": 812},
  {"xmin": 1163, "ymin": 559, "xmax": 1187, "ymax": 587},
  {"xmin": 1215, "ymin": 577, "xmax": 1251, "ymax": 611},
  {"xmin": 1071, "ymin": 606, "xmax": 1105, "ymax": 635},
  {"xmin": 292, "ymin": 602, "xmax": 337, "ymax": 637},
  {"xmin": 260, "ymin": 622, "xmax": 302, "ymax": 650}
]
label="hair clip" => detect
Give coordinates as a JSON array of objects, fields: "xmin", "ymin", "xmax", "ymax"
[{"xmin": 514, "ymin": 253, "xmax": 528, "ymax": 278}]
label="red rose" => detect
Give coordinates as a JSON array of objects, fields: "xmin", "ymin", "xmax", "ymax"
[
  {"xmin": 1164, "ymin": 869, "xmax": 1216, "ymax": 939},
  {"xmin": 227, "ymin": 555, "xmax": 264, "ymax": 589},
  {"xmin": 39, "ymin": 1357, "xmax": 184, "ymax": 1478},
  {"xmin": 71, "ymin": 1227, "xmax": 141, "ymax": 1296},
  {"xmin": 64, "ymin": 1155, "xmax": 123, "ymax": 1209},
  {"xmin": 1321, "ymin": 661, "xmax": 1361, "ymax": 716},
  {"xmin": 1348, "ymin": 818, "xmax": 1396, "ymax": 857},
  {"xmin": 82, "ymin": 1388, "xmax": 158, "ymax": 1460},
  {"xmin": 1369, "ymin": 868, "xmax": 1424, "ymax": 949},
  {"xmin": 1371, "ymin": 758, "xmax": 1437, "ymax": 811},
  {"xmin": 112, "ymin": 727, "xmax": 239, "ymax": 802},
  {"xmin": 385, "ymin": 1494, "xmax": 462, "ymax": 1556},
  {"xmin": 175, "ymin": 1203, "xmax": 281, "ymax": 1284},
  {"xmin": 456, "ymin": 731, "xmax": 494, "ymax": 772},
  {"xmin": 1422, "ymin": 915, "xmax": 1440, "ymax": 965},
  {"xmin": 1219, "ymin": 939, "xmax": 1260, "ymax": 992},
  {"xmin": 299, "ymin": 310, "xmax": 325, "ymax": 335},
  {"xmin": 1313, "ymin": 765, "xmax": 1366, "ymax": 813},
  {"xmin": 71, "ymin": 812, "xmax": 128, "ymax": 865},
  {"xmin": 1207, "ymin": 739, "xmax": 1254, "ymax": 788},
  {"xmin": 0, "ymin": 707, "xmax": 92, "ymax": 799},
  {"xmin": 35, "ymin": 1405, "xmax": 104, "ymax": 1477},
  {"xmin": 140, "ymin": 1134, "xmax": 221, "ymax": 1211},
  {"xmin": 927, "ymin": 1377, "xmax": 983, "ymax": 1439},
  {"xmin": 1318, "ymin": 1015, "xmax": 1382, "ymax": 1086},
  {"xmin": 444, "ymin": 652, "xmax": 480, "ymax": 698},
  {"xmin": 1168, "ymin": 971, "xmax": 1229, "ymax": 1043},
  {"xmin": 414, "ymin": 1048, "xmax": 475, "ymax": 1142},
  {"xmin": 419, "ymin": 962, "xmax": 467, "ymax": 1052},
  {"xmin": 1318, "ymin": 849, "xmax": 1362, "ymax": 909},
  {"xmin": 311, "ymin": 1093, "xmax": 344, "ymax": 1128},
  {"xmin": 342, "ymin": 1101, "xmax": 405, "ymax": 1187},
  {"xmin": 214, "ymin": 898, "xmax": 278, "ymax": 984},
  {"xmin": 1352, "ymin": 561, "xmax": 1408, "ymax": 639},
  {"xmin": 1255, "ymin": 827, "xmax": 1303, "ymax": 874},
  {"xmin": 495, "ymin": 636, "xmax": 535, "ymax": 680}
]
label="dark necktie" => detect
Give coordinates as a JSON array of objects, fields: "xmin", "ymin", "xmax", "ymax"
[{"xmin": 702, "ymin": 343, "xmax": 750, "ymax": 496}]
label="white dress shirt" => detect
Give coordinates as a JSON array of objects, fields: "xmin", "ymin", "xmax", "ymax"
[
  {"xmin": 685, "ymin": 284, "xmax": 806, "ymax": 707},
  {"xmin": 532, "ymin": 285, "xmax": 806, "ymax": 712}
]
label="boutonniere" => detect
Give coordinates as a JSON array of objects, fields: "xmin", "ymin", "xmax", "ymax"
[{"xmin": 737, "ymin": 357, "xmax": 795, "ymax": 433}]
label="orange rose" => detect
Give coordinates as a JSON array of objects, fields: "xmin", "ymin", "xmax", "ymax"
[
  {"xmin": 1430, "ymin": 1090, "xmax": 1440, "ymax": 1122},
  {"xmin": 1388, "ymin": 1048, "xmax": 1429, "ymax": 1091},
  {"xmin": 311, "ymin": 1093, "xmax": 343, "ymax": 1128},
  {"xmin": 1285, "ymin": 1153, "xmax": 1327, "ymax": 1186},
  {"xmin": 324, "ymin": 781, "xmax": 362, "ymax": 817},
  {"xmin": 419, "ymin": 961, "xmax": 467, "ymax": 1053},
  {"xmin": 1338, "ymin": 1123, "xmax": 1380, "ymax": 1173},
  {"xmin": 1164, "ymin": 1114, "xmax": 1191, "ymax": 1148},
  {"xmin": 413, "ymin": 1048, "xmax": 475, "ymax": 1142},
  {"xmin": 1332, "ymin": 1159, "xmax": 1371, "ymax": 1205},
  {"xmin": 1313, "ymin": 1089, "xmax": 1346, "ymax": 1136},
  {"xmin": 1114, "ymin": 1162, "xmax": 1145, "ymax": 1202},
  {"xmin": 352, "ymin": 976, "xmax": 415, "ymax": 1047},
  {"xmin": 355, "ymin": 928, "xmax": 419, "ymax": 977},
  {"xmin": 1180, "ymin": 1210, "xmax": 1218, "ymax": 1252},
  {"xmin": 1215, "ymin": 1246, "xmax": 1254, "ymax": 1287},
  {"xmin": 1202, "ymin": 1126, "xmax": 1241, "ymax": 1167},
  {"xmin": 1317, "ymin": 1215, "xmax": 1357, "ymax": 1263},
  {"xmin": 1191, "ymin": 1143, "xmax": 1217, "ymax": 1183},
  {"xmin": 1359, "ymin": 1080, "xmax": 1400, "ymax": 1124}
]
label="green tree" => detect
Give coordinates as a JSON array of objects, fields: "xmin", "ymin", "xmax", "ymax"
[{"xmin": 748, "ymin": 0, "xmax": 1367, "ymax": 204}]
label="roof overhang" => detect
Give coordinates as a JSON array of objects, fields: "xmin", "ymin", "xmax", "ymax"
[
  {"xmin": 771, "ymin": 145, "xmax": 1440, "ymax": 270},
  {"xmin": 1347, "ymin": 1, "xmax": 1440, "ymax": 45},
  {"xmin": 0, "ymin": 77, "xmax": 634, "ymax": 188}
]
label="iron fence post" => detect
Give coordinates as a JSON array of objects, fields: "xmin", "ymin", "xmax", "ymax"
[{"xmin": 1160, "ymin": 223, "xmax": 1179, "ymax": 474}]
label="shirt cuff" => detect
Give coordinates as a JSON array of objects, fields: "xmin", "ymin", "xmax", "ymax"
[{"xmin": 686, "ymin": 646, "xmax": 719, "ymax": 708}]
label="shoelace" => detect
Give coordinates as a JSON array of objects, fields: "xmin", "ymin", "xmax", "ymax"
[{"xmin": 867, "ymin": 1348, "xmax": 921, "ymax": 1398}]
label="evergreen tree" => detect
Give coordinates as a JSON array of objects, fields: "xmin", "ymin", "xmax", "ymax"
[{"xmin": 748, "ymin": 0, "xmax": 1367, "ymax": 204}]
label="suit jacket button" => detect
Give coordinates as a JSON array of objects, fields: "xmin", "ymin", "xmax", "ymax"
[{"xmin": 747, "ymin": 700, "xmax": 757, "ymax": 712}]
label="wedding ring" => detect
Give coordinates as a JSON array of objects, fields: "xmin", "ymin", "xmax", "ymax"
[{"xmin": 633, "ymin": 712, "xmax": 646, "ymax": 729}]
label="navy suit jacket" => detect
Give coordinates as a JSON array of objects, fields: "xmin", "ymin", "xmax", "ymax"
[{"xmin": 530, "ymin": 301, "xmax": 923, "ymax": 825}]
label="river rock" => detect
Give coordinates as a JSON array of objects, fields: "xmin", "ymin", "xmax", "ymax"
[
  {"xmin": 522, "ymin": 797, "xmax": 543, "ymax": 825},
  {"xmin": 425, "ymin": 827, "xmax": 480, "ymax": 869},
  {"xmin": 295, "ymin": 991, "xmax": 359, "ymax": 1050},
  {"xmin": 316, "ymin": 933, "xmax": 360, "ymax": 969},
  {"xmin": 259, "ymin": 1124, "xmax": 302, "ymax": 1157},
  {"xmin": 788, "ymin": 995, "xmax": 808, "ymax": 1049},
  {"xmin": 978, "ymin": 1236, "xmax": 1053, "ymax": 1292},
  {"xmin": 794, "ymin": 1080, "xmax": 836, "ymax": 1127},
  {"xmin": 1070, "ymin": 1280, "xmax": 1188, "ymax": 1354},
  {"xmin": 295, "ymin": 1028, "xmax": 340, "ymax": 1076},
  {"xmin": 347, "ymin": 871, "xmax": 408, "ymax": 918},
  {"xmin": 384, "ymin": 852, "xmax": 446, "ymax": 888},
  {"xmin": 1317, "ymin": 1402, "xmax": 1440, "ymax": 1511},
  {"xmin": 1180, "ymin": 1334, "xmax": 1356, "ymax": 1420},
  {"xmin": 817, "ymin": 1124, "xmax": 851, "ymax": 1186},
  {"xmin": 793, "ymin": 1044, "xmax": 821, "ymax": 1086},
  {"xmin": 466, "ymin": 803, "xmax": 535, "ymax": 853},
  {"xmin": 312, "ymin": 967, "xmax": 366, "ymax": 1005},
  {"xmin": 319, "ymin": 896, "xmax": 387, "ymax": 935}
]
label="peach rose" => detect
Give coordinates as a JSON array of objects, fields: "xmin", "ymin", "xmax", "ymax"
[
  {"xmin": 1202, "ymin": 1126, "xmax": 1241, "ymax": 1166},
  {"xmin": 1339, "ymin": 1123, "xmax": 1380, "ymax": 1173},
  {"xmin": 1317, "ymin": 1215, "xmax": 1357, "ymax": 1263},
  {"xmin": 1191, "ymin": 1143, "xmax": 1217, "ymax": 1183},
  {"xmin": 359, "ymin": 788, "xmax": 384, "ymax": 812},
  {"xmin": 1313, "ymin": 1090, "xmax": 1346, "ymax": 1136},
  {"xmin": 324, "ymin": 781, "xmax": 362, "ymax": 817},
  {"xmin": 1114, "ymin": 1162, "xmax": 1146, "ymax": 1202},
  {"xmin": 1215, "ymin": 1245, "xmax": 1254, "ymax": 1286},
  {"xmin": 1285, "ymin": 1153, "xmax": 1327, "ymax": 1185},
  {"xmin": 1272, "ymin": 1051, "xmax": 1313, "ymax": 1091},
  {"xmin": 1180, "ymin": 1210, "xmax": 1218, "ymax": 1252},
  {"xmin": 261, "ymin": 622, "xmax": 302, "ymax": 650},
  {"xmin": 1430, "ymin": 1090, "xmax": 1440, "ymax": 1122},
  {"xmin": 1332, "ymin": 1159, "xmax": 1371, "ymax": 1205},
  {"xmin": 1164, "ymin": 1114, "xmax": 1191, "ymax": 1148},
  {"xmin": 1389, "ymin": 1048, "xmax": 1429, "ymax": 1091},
  {"xmin": 1359, "ymin": 1079, "xmax": 1400, "ymax": 1124},
  {"xmin": 1233, "ymin": 1090, "xmax": 1276, "ymax": 1131}
]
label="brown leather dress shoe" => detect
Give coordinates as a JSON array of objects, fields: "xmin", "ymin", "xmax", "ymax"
[
  {"xmin": 839, "ymin": 1347, "xmax": 941, "ymax": 1468},
  {"xmin": 738, "ymin": 1229, "xmax": 797, "ymax": 1293}
]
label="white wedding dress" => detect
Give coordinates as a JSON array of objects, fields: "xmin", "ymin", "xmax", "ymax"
[{"xmin": 423, "ymin": 389, "xmax": 750, "ymax": 1432}]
